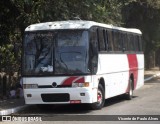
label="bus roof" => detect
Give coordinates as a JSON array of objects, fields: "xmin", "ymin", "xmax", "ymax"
[{"xmin": 25, "ymin": 20, "xmax": 142, "ymax": 34}]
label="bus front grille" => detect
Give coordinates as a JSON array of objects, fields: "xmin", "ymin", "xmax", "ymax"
[
  {"xmin": 38, "ymin": 85, "xmax": 72, "ymax": 88},
  {"xmin": 41, "ymin": 93, "xmax": 70, "ymax": 102}
]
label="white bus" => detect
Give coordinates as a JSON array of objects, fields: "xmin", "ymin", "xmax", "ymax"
[{"xmin": 22, "ymin": 21, "xmax": 144, "ymax": 109}]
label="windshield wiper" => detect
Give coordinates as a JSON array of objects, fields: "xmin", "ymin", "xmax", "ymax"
[{"xmin": 60, "ymin": 55, "xmax": 69, "ymax": 72}]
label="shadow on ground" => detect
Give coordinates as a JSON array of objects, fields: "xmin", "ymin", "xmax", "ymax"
[
  {"xmin": 144, "ymin": 74, "xmax": 154, "ymax": 78},
  {"xmin": 145, "ymin": 76, "xmax": 160, "ymax": 84},
  {"xmin": 17, "ymin": 95, "xmax": 138, "ymax": 115}
]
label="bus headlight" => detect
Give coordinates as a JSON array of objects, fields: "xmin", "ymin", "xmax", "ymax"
[
  {"xmin": 72, "ymin": 82, "xmax": 89, "ymax": 87},
  {"xmin": 23, "ymin": 84, "xmax": 38, "ymax": 89}
]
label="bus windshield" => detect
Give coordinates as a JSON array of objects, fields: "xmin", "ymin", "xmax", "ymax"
[{"xmin": 23, "ymin": 30, "xmax": 90, "ymax": 76}]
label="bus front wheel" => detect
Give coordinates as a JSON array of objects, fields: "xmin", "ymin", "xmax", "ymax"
[{"xmin": 90, "ymin": 84, "xmax": 105, "ymax": 110}]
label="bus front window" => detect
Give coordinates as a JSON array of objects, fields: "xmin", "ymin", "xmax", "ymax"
[
  {"xmin": 23, "ymin": 33, "xmax": 54, "ymax": 75},
  {"xmin": 55, "ymin": 31, "xmax": 89, "ymax": 74},
  {"xmin": 23, "ymin": 30, "xmax": 90, "ymax": 76}
]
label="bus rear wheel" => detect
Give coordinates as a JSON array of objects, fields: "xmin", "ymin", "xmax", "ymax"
[
  {"xmin": 125, "ymin": 79, "xmax": 133, "ymax": 100},
  {"xmin": 90, "ymin": 84, "xmax": 105, "ymax": 110}
]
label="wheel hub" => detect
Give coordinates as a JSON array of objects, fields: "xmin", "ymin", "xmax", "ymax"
[{"xmin": 97, "ymin": 90, "xmax": 102, "ymax": 104}]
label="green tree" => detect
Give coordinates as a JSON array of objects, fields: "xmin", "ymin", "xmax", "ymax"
[
  {"xmin": 3, "ymin": 0, "xmax": 160, "ymax": 75},
  {"xmin": 122, "ymin": 0, "xmax": 160, "ymax": 69}
]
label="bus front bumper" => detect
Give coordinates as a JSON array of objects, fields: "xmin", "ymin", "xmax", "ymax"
[{"xmin": 24, "ymin": 87, "xmax": 97, "ymax": 104}]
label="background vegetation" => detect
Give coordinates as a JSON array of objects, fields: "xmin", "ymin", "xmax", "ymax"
[{"xmin": 1, "ymin": 0, "xmax": 160, "ymax": 75}]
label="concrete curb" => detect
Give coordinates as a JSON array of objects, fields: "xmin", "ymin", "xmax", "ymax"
[
  {"xmin": 144, "ymin": 73, "xmax": 160, "ymax": 82},
  {"xmin": 0, "ymin": 105, "xmax": 30, "ymax": 116},
  {"xmin": 0, "ymin": 73, "xmax": 160, "ymax": 115}
]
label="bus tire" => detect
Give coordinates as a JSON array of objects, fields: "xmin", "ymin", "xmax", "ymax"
[
  {"xmin": 125, "ymin": 79, "xmax": 133, "ymax": 100},
  {"xmin": 90, "ymin": 84, "xmax": 105, "ymax": 110}
]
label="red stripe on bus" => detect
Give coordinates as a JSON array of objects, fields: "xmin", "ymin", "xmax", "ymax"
[
  {"xmin": 61, "ymin": 77, "xmax": 79, "ymax": 86},
  {"xmin": 74, "ymin": 77, "xmax": 85, "ymax": 83},
  {"xmin": 127, "ymin": 54, "xmax": 138, "ymax": 90}
]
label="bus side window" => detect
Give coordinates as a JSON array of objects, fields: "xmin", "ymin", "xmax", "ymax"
[
  {"xmin": 113, "ymin": 31, "xmax": 123, "ymax": 51},
  {"xmin": 89, "ymin": 27, "xmax": 98, "ymax": 74},
  {"xmin": 123, "ymin": 33, "xmax": 128, "ymax": 51},
  {"xmin": 133, "ymin": 34, "xmax": 136, "ymax": 51},
  {"xmin": 103, "ymin": 29, "xmax": 107, "ymax": 51},
  {"xmin": 97, "ymin": 28, "xmax": 105, "ymax": 51},
  {"xmin": 128, "ymin": 34, "xmax": 135, "ymax": 52},
  {"xmin": 134, "ymin": 35, "xmax": 139, "ymax": 51},
  {"xmin": 96, "ymin": 28, "xmax": 100, "ymax": 51},
  {"xmin": 113, "ymin": 31, "xmax": 118, "ymax": 51},
  {"xmin": 90, "ymin": 28, "xmax": 98, "ymax": 55},
  {"xmin": 117, "ymin": 32, "xmax": 123, "ymax": 51},
  {"xmin": 107, "ymin": 30, "xmax": 114, "ymax": 51},
  {"xmin": 105, "ymin": 30, "xmax": 109, "ymax": 51},
  {"xmin": 138, "ymin": 36, "xmax": 143, "ymax": 51}
]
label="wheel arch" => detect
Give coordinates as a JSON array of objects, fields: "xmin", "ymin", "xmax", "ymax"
[
  {"xmin": 130, "ymin": 73, "xmax": 134, "ymax": 90},
  {"xmin": 99, "ymin": 77, "xmax": 105, "ymax": 95}
]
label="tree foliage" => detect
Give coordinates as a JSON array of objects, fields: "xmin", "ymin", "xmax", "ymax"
[
  {"xmin": 1, "ymin": 0, "xmax": 160, "ymax": 72},
  {"xmin": 122, "ymin": 0, "xmax": 160, "ymax": 68}
]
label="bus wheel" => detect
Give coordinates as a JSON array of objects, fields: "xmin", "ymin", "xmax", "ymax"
[
  {"xmin": 90, "ymin": 84, "xmax": 105, "ymax": 110},
  {"xmin": 125, "ymin": 79, "xmax": 133, "ymax": 100}
]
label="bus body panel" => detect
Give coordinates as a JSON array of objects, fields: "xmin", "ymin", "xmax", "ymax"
[
  {"xmin": 24, "ymin": 87, "xmax": 94, "ymax": 104},
  {"xmin": 94, "ymin": 53, "xmax": 144, "ymax": 99},
  {"xmin": 23, "ymin": 76, "xmax": 99, "ymax": 104},
  {"xmin": 23, "ymin": 53, "xmax": 144, "ymax": 105},
  {"xmin": 135, "ymin": 54, "xmax": 144, "ymax": 89},
  {"xmin": 96, "ymin": 54, "xmax": 129, "ymax": 98}
]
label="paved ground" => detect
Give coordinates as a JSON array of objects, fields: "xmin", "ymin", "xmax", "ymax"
[
  {"xmin": 0, "ymin": 98, "xmax": 29, "ymax": 116},
  {"xmin": 144, "ymin": 67, "xmax": 160, "ymax": 78},
  {"xmin": 0, "ymin": 98, "xmax": 25, "ymax": 111}
]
